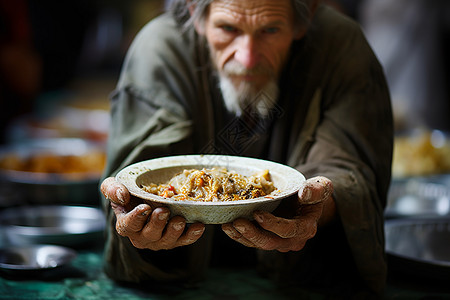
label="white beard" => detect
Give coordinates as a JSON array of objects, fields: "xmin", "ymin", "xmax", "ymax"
[{"xmin": 217, "ymin": 61, "xmax": 279, "ymax": 118}]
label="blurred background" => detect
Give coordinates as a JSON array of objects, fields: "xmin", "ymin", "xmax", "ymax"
[
  {"xmin": 0, "ymin": 0, "xmax": 449, "ymax": 292},
  {"xmin": 0, "ymin": 0, "xmax": 166, "ymax": 268},
  {"xmin": 0, "ymin": 0, "xmax": 449, "ymax": 207},
  {"xmin": 0, "ymin": 0, "xmax": 165, "ymax": 208},
  {"xmin": 0, "ymin": 0, "xmax": 165, "ymax": 146}
]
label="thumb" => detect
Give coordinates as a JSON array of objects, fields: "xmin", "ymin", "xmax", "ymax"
[
  {"xmin": 298, "ymin": 176, "xmax": 333, "ymax": 205},
  {"xmin": 101, "ymin": 177, "xmax": 130, "ymax": 206}
]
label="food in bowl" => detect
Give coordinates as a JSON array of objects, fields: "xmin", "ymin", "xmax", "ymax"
[
  {"xmin": 116, "ymin": 155, "xmax": 305, "ymax": 224},
  {"xmin": 140, "ymin": 167, "xmax": 276, "ymax": 202}
]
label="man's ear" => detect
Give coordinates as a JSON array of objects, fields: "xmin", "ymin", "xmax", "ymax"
[{"xmin": 188, "ymin": 1, "xmax": 206, "ymax": 35}]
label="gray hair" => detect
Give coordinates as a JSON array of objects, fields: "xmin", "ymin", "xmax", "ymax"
[{"xmin": 166, "ymin": 0, "xmax": 315, "ymax": 31}]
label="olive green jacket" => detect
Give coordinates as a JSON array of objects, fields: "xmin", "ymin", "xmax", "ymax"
[{"xmin": 102, "ymin": 5, "xmax": 393, "ymax": 296}]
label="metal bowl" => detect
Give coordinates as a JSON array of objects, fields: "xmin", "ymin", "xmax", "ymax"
[
  {"xmin": 116, "ymin": 155, "xmax": 305, "ymax": 224},
  {"xmin": 385, "ymin": 218, "xmax": 450, "ymax": 280},
  {"xmin": 0, "ymin": 138, "xmax": 105, "ymax": 205},
  {"xmin": 386, "ymin": 175, "xmax": 450, "ymax": 218},
  {"xmin": 0, "ymin": 205, "xmax": 105, "ymax": 247},
  {"xmin": 0, "ymin": 244, "xmax": 77, "ymax": 271}
]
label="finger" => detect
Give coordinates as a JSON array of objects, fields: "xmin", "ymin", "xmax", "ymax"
[
  {"xmin": 140, "ymin": 207, "xmax": 171, "ymax": 242},
  {"xmin": 298, "ymin": 201, "xmax": 324, "ymax": 224},
  {"xmin": 115, "ymin": 204, "xmax": 152, "ymax": 236},
  {"xmin": 175, "ymin": 223, "xmax": 206, "ymax": 247},
  {"xmin": 253, "ymin": 211, "xmax": 301, "ymax": 239},
  {"xmin": 155, "ymin": 216, "xmax": 187, "ymax": 249},
  {"xmin": 222, "ymin": 222, "xmax": 257, "ymax": 248},
  {"xmin": 101, "ymin": 177, "xmax": 130, "ymax": 206},
  {"xmin": 258, "ymin": 209, "xmax": 319, "ymax": 241},
  {"xmin": 231, "ymin": 219, "xmax": 280, "ymax": 250},
  {"xmin": 253, "ymin": 211, "xmax": 317, "ymax": 252},
  {"xmin": 110, "ymin": 201, "xmax": 127, "ymax": 216},
  {"xmin": 298, "ymin": 176, "xmax": 333, "ymax": 205}
]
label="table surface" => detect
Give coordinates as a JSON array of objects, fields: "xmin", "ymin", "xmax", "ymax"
[{"xmin": 1, "ymin": 243, "xmax": 450, "ymax": 300}]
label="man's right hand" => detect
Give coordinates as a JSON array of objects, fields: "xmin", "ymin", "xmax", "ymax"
[{"xmin": 100, "ymin": 177, "xmax": 205, "ymax": 250}]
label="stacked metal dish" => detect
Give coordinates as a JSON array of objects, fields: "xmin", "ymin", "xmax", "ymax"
[
  {"xmin": 386, "ymin": 175, "xmax": 450, "ymax": 218},
  {"xmin": 385, "ymin": 129, "xmax": 450, "ymax": 280},
  {"xmin": 385, "ymin": 217, "xmax": 450, "ymax": 280},
  {"xmin": 0, "ymin": 245, "xmax": 77, "ymax": 273},
  {"xmin": 0, "ymin": 205, "xmax": 105, "ymax": 273},
  {"xmin": 0, "ymin": 205, "xmax": 106, "ymax": 247}
]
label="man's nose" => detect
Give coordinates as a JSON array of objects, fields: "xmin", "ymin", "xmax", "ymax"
[{"xmin": 234, "ymin": 35, "xmax": 259, "ymax": 69}]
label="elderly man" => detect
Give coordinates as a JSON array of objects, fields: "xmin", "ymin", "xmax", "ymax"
[{"xmin": 101, "ymin": 0, "xmax": 393, "ymax": 297}]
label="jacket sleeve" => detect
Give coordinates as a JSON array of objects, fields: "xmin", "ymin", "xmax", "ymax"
[{"xmin": 101, "ymin": 14, "xmax": 212, "ymax": 283}]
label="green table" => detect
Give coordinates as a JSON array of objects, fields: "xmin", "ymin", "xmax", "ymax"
[
  {"xmin": 0, "ymin": 248, "xmax": 325, "ymax": 300},
  {"xmin": 1, "ymin": 247, "xmax": 450, "ymax": 300}
]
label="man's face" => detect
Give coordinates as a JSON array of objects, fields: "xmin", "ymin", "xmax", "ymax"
[{"xmin": 200, "ymin": 0, "xmax": 304, "ymax": 115}]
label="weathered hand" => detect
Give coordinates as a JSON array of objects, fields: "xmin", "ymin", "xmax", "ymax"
[
  {"xmin": 101, "ymin": 177, "xmax": 205, "ymax": 250},
  {"xmin": 222, "ymin": 176, "xmax": 333, "ymax": 252}
]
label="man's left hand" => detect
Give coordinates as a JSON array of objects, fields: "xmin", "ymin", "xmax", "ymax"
[{"xmin": 222, "ymin": 176, "xmax": 333, "ymax": 252}]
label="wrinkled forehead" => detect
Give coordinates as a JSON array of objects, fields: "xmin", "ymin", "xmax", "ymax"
[{"xmin": 207, "ymin": 0, "xmax": 294, "ymax": 21}]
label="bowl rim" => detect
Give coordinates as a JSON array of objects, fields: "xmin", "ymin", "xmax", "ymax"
[{"xmin": 116, "ymin": 154, "xmax": 305, "ymax": 206}]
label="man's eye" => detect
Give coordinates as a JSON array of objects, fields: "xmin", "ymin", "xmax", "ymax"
[
  {"xmin": 221, "ymin": 25, "xmax": 237, "ymax": 33},
  {"xmin": 263, "ymin": 27, "xmax": 279, "ymax": 34}
]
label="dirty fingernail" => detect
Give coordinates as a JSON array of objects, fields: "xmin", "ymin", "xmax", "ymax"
[
  {"xmin": 173, "ymin": 222, "xmax": 184, "ymax": 231},
  {"xmin": 116, "ymin": 189, "xmax": 125, "ymax": 204},
  {"xmin": 254, "ymin": 213, "xmax": 264, "ymax": 223},
  {"xmin": 158, "ymin": 212, "xmax": 170, "ymax": 221},
  {"xmin": 299, "ymin": 186, "xmax": 312, "ymax": 202},
  {"xmin": 193, "ymin": 228, "xmax": 205, "ymax": 235},
  {"xmin": 234, "ymin": 224, "xmax": 246, "ymax": 233}
]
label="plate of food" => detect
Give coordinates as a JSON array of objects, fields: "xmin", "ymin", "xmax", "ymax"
[
  {"xmin": 0, "ymin": 138, "xmax": 106, "ymax": 205},
  {"xmin": 0, "ymin": 138, "xmax": 106, "ymax": 183},
  {"xmin": 116, "ymin": 155, "xmax": 305, "ymax": 224},
  {"xmin": 391, "ymin": 129, "xmax": 450, "ymax": 178}
]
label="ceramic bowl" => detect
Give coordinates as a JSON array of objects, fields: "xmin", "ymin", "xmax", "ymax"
[{"xmin": 116, "ymin": 155, "xmax": 305, "ymax": 224}]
